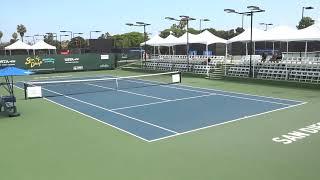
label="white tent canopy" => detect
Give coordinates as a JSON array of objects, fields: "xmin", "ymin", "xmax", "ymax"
[
  {"xmin": 32, "ymin": 40, "xmax": 57, "ymax": 50},
  {"xmin": 176, "ymin": 32, "xmax": 205, "ymax": 44},
  {"xmin": 4, "ymin": 40, "xmax": 33, "ymax": 50},
  {"xmin": 227, "ymin": 28, "xmax": 268, "ymax": 43},
  {"xmin": 161, "ymin": 34, "xmax": 180, "ymax": 46},
  {"xmin": 140, "ymin": 35, "xmax": 165, "ymax": 46},
  {"xmin": 198, "ymin": 30, "xmax": 227, "ymax": 44},
  {"xmin": 141, "ymin": 31, "xmax": 227, "ymax": 47},
  {"xmin": 264, "ymin": 25, "xmax": 300, "ymax": 41},
  {"xmin": 296, "ymin": 23, "xmax": 320, "ymax": 41}
]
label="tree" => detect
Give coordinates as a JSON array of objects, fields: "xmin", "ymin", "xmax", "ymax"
[
  {"xmin": 297, "ymin": 17, "xmax": 315, "ymax": 29},
  {"xmin": 235, "ymin": 27, "xmax": 245, "ymax": 34},
  {"xmin": 112, "ymin": 32, "xmax": 145, "ymax": 48},
  {"xmin": 17, "ymin": 24, "xmax": 27, "ymax": 42},
  {"xmin": 10, "ymin": 32, "xmax": 18, "ymax": 44},
  {"xmin": 44, "ymin": 33, "xmax": 60, "ymax": 49},
  {"xmin": 98, "ymin": 32, "xmax": 112, "ymax": 39},
  {"xmin": 159, "ymin": 24, "xmax": 186, "ymax": 38},
  {"xmin": 68, "ymin": 36, "xmax": 86, "ymax": 49},
  {"xmin": 0, "ymin": 31, "xmax": 3, "ymax": 44}
]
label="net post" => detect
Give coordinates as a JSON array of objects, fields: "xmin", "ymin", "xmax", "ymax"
[
  {"xmin": 115, "ymin": 78, "xmax": 119, "ymax": 90},
  {"xmin": 24, "ymin": 83, "xmax": 27, "ymax": 100},
  {"xmin": 179, "ymin": 71, "xmax": 182, "ymax": 83}
]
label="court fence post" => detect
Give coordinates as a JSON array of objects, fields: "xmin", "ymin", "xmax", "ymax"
[{"xmin": 24, "ymin": 83, "xmax": 27, "ymax": 100}]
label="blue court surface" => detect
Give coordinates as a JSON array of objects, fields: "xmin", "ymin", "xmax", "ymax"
[{"xmin": 24, "ymin": 76, "xmax": 305, "ymax": 142}]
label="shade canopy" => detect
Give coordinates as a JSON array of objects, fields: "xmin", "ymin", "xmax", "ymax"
[
  {"xmin": 32, "ymin": 40, "xmax": 57, "ymax": 50},
  {"xmin": 4, "ymin": 40, "xmax": 33, "ymax": 50},
  {"xmin": 227, "ymin": 28, "xmax": 268, "ymax": 43},
  {"xmin": 296, "ymin": 23, "xmax": 320, "ymax": 41},
  {"xmin": 140, "ymin": 35, "xmax": 165, "ymax": 46},
  {"xmin": 161, "ymin": 34, "xmax": 180, "ymax": 46},
  {"xmin": 141, "ymin": 31, "xmax": 227, "ymax": 46},
  {"xmin": 198, "ymin": 30, "xmax": 227, "ymax": 44},
  {"xmin": 0, "ymin": 67, "xmax": 33, "ymax": 76},
  {"xmin": 228, "ymin": 24, "xmax": 320, "ymax": 43},
  {"xmin": 264, "ymin": 25, "xmax": 300, "ymax": 41}
]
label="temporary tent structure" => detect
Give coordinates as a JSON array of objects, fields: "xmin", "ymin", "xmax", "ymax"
[
  {"xmin": 227, "ymin": 28, "xmax": 268, "ymax": 43},
  {"xmin": 140, "ymin": 35, "xmax": 165, "ymax": 46},
  {"xmin": 198, "ymin": 30, "xmax": 227, "ymax": 45},
  {"xmin": 32, "ymin": 40, "xmax": 57, "ymax": 54},
  {"xmin": 4, "ymin": 40, "xmax": 33, "ymax": 55}
]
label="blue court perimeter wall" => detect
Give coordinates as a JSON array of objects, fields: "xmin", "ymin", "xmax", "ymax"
[{"xmin": 0, "ymin": 53, "xmax": 116, "ymax": 73}]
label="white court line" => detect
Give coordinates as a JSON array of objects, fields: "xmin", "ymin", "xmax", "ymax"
[
  {"xmin": 41, "ymin": 87, "xmax": 178, "ymax": 134},
  {"xmin": 125, "ymin": 79, "xmax": 293, "ymax": 106},
  {"xmin": 121, "ymin": 76, "xmax": 304, "ymax": 104},
  {"xmin": 14, "ymin": 85, "xmax": 152, "ymax": 142},
  {"xmin": 16, "ymin": 82, "xmax": 308, "ymax": 143},
  {"xmin": 87, "ymin": 83, "xmax": 168, "ymax": 101},
  {"xmin": 174, "ymin": 84, "xmax": 305, "ymax": 103},
  {"xmin": 149, "ymin": 101, "xmax": 308, "ymax": 142},
  {"xmin": 33, "ymin": 75, "xmax": 73, "ymax": 80},
  {"xmin": 160, "ymin": 85, "xmax": 292, "ymax": 106},
  {"xmin": 45, "ymin": 98, "xmax": 152, "ymax": 142},
  {"xmin": 111, "ymin": 93, "xmax": 217, "ymax": 111}
]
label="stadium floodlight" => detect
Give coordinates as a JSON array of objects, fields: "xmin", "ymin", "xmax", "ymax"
[
  {"xmin": 125, "ymin": 23, "xmax": 134, "ymax": 26},
  {"xmin": 224, "ymin": 6, "xmax": 265, "ymax": 78},
  {"xmin": 165, "ymin": 17, "xmax": 177, "ymax": 21},
  {"xmin": 89, "ymin": 31, "xmax": 101, "ymax": 39},
  {"xmin": 59, "ymin": 34, "xmax": 69, "ymax": 46},
  {"xmin": 73, "ymin": 32, "xmax": 84, "ymax": 37},
  {"xmin": 60, "ymin": 30, "xmax": 73, "ymax": 39},
  {"xmin": 247, "ymin": 6, "xmax": 261, "ymax": 11},
  {"xmin": 259, "ymin": 23, "xmax": 273, "ymax": 31},
  {"xmin": 25, "ymin": 35, "xmax": 35, "ymax": 44},
  {"xmin": 199, "ymin": 18, "xmax": 210, "ymax": 31},
  {"xmin": 302, "ymin": 6, "xmax": 314, "ymax": 19},
  {"xmin": 46, "ymin": 32, "xmax": 58, "ymax": 42},
  {"xmin": 224, "ymin": 9, "xmax": 236, "ymax": 13},
  {"xmin": 166, "ymin": 16, "xmax": 196, "ymax": 69},
  {"xmin": 126, "ymin": 22, "xmax": 151, "ymax": 62}
]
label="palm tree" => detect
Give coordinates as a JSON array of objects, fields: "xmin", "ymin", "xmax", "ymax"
[
  {"xmin": 17, "ymin": 24, "xmax": 27, "ymax": 42},
  {"xmin": 0, "ymin": 31, "xmax": 3, "ymax": 44},
  {"xmin": 12, "ymin": 32, "xmax": 18, "ymax": 40}
]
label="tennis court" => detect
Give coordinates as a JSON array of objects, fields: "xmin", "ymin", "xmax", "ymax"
[{"xmin": 22, "ymin": 72, "xmax": 305, "ymax": 142}]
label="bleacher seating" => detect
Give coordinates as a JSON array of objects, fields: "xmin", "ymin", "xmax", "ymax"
[
  {"xmin": 144, "ymin": 55, "xmax": 224, "ymax": 74},
  {"xmin": 145, "ymin": 55, "xmax": 320, "ymax": 84},
  {"xmin": 226, "ymin": 56, "xmax": 320, "ymax": 83}
]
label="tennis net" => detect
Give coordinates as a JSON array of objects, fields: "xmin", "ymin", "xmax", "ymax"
[{"xmin": 24, "ymin": 71, "xmax": 181, "ymax": 99}]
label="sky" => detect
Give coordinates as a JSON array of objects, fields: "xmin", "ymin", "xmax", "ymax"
[{"xmin": 1, "ymin": 0, "xmax": 319, "ymax": 42}]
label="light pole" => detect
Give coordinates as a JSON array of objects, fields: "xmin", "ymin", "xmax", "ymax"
[
  {"xmin": 59, "ymin": 34, "xmax": 69, "ymax": 48},
  {"xmin": 46, "ymin": 32, "xmax": 58, "ymax": 42},
  {"xmin": 225, "ymin": 6, "xmax": 265, "ymax": 78},
  {"xmin": 199, "ymin": 18, "xmax": 210, "ymax": 31},
  {"xmin": 259, "ymin": 23, "xmax": 273, "ymax": 31},
  {"xmin": 302, "ymin": 6, "xmax": 314, "ymax": 19},
  {"xmin": 60, "ymin": 30, "xmax": 73, "ymax": 39},
  {"xmin": 73, "ymin": 33, "xmax": 84, "ymax": 48},
  {"xmin": 90, "ymin": 30, "xmax": 101, "ymax": 39},
  {"xmin": 25, "ymin": 35, "xmax": 35, "ymax": 44},
  {"xmin": 166, "ymin": 16, "xmax": 196, "ymax": 68},
  {"xmin": 34, "ymin": 34, "xmax": 45, "ymax": 41},
  {"xmin": 126, "ymin": 22, "xmax": 151, "ymax": 62}
]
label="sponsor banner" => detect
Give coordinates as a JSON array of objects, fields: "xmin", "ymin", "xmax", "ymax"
[
  {"xmin": 101, "ymin": 55, "xmax": 109, "ymax": 60},
  {"xmin": 0, "ymin": 53, "xmax": 115, "ymax": 73},
  {"xmin": 0, "ymin": 59, "xmax": 16, "ymax": 67},
  {"xmin": 73, "ymin": 66, "xmax": 84, "ymax": 71},
  {"xmin": 64, "ymin": 58, "xmax": 80, "ymax": 64},
  {"xmin": 25, "ymin": 56, "xmax": 56, "ymax": 72}
]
